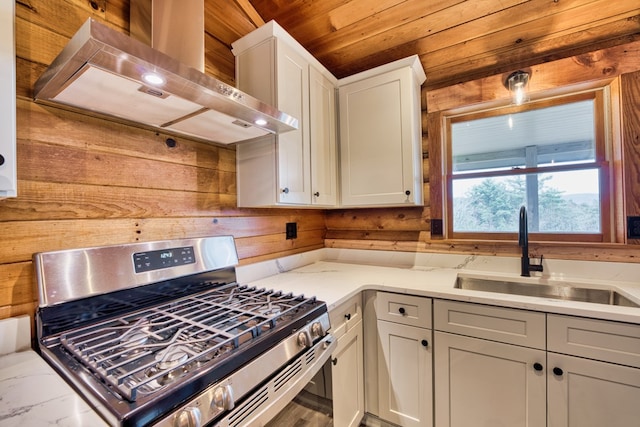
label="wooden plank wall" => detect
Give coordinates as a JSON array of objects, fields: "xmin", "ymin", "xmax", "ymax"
[{"xmin": 1, "ymin": 0, "xmax": 325, "ymax": 322}]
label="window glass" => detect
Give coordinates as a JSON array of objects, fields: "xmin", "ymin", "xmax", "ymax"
[{"xmin": 449, "ymin": 97, "xmax": 602, "ymax": 237}]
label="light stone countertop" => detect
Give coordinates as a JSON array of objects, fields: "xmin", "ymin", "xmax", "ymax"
[
  {"xmin": 0, "ymin": 316, "xmax": 108, "ymax": 427},
  {"xmin": 2, "ymin": 248, "xmax": 640, "ymax": 426},
  {"xmin": 237, "ymin": 248, "xmax": 640, "ymax": 324}
]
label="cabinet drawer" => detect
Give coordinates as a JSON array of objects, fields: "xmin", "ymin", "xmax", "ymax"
[
  {"xmin": 434, "ymin": 300, "xmax": 546, "ymax": 349},
  {"xmin": 330, "ymin": 294, "xmax": 362, "ymax": 340},
  {"xmin": 376, "ymin": 292, "xmax": 432, "ymax": 328},
  {"xmin": 548, "ymin": 314, "xmax": 640, "ymax": 368}
]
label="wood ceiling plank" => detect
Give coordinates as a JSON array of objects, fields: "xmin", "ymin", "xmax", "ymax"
[
  {"xmin": 328, "ymin": 0, "xmax": 407, "ymax": 32},
  {"xmin": 307, "ymin": 0, "xmax": 465, "ymax": 57},
  {"xmin": 233, "ymin": 0, "xmax": 265, "ymax": 27},
  {"xmin": 315, "ymin": 0, "xmax": 584, "ymax": 75},
  {"xmin": 249, "ymin": 0, "xmax": 344, "ymax": 29},
  {"xmin": 424, "ymin": 0, "xmax": 638, "ymax": 67},
  {"xmin": 281, "ymin": 0, "xmax": 408, "ymax": 46},
  {"xmin": 324, "ymin": 0, "xmax": 636, "ymax": 82},
  {"xmin": 422, "ymin": 2, "xmax": 640, "ymax": 84},
  {"xmin": 413, "ymin": 0, "xmax": 604, "ymax": 58}
]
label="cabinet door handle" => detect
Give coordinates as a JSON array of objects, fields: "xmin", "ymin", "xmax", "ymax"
[
  {"xmin": 332, "ymin": 358, "xmax": 338, "ymax": 366},
  {"xmin": 553, "ymin": 367, "xmax": 564, "ymax": 376},
  {"xmin": 398, "ymin": 307, "xmax": 406, "ymax": 315},
  {"xmin": 405, "ymin": 190, "xmax": 411, "ymax": 196},
  {"xmin": 281, "ymin": 187, "xmax": 289, "ymax": 194},
  {"xmin": 344, "ymin": 313, "xmax": 351, "ymax": 321},
  {"xmin": 533, "ymin": 362, "xmax": 543, "ymax": 371},
  {"xmin": 313, "ymin": 192, "xmax": 320, "ymax": 197},
  {"xmin": 421, "ymin": 339, "xmax": 429, "ymax": 347}
]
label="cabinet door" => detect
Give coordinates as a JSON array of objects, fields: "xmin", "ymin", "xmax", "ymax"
[
  {"xmin": 547, "ymin": 352, "xmax": 640, "ymax": 427},
  {"xmin": 339, "ymin": 67, "xmax": 422, "ymax": 207},
  {"xmin": 377, "ymin": 320, "xmax": 432, "ymax": 427},
  {"xmin": 276, "ymin": 41, "xmax": 310, "ymax": 205},
  {"xmin": 332, "ymin": 320, "xmax": 364, "ymax": 427},
  {"xmin": 309, "ymin": 66, "xmax": 337, "ymax": 206},
  {"xmin": 434, "ymin": 331, "xmax": 546, "ymax": 427}
]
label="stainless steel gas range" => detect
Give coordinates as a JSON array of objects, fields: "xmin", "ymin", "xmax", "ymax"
[{"xmin": 33, "ymin": 236, "xmax": 335, "ymax": 427}]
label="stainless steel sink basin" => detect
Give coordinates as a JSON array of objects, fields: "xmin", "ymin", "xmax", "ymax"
[{"xmin": 455, "ymin": 276, "xmax": 639, "ymax": 308}]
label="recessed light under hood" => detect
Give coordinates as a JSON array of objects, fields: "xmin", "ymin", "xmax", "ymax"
[{"xmin": 33, "ymin": 18, "xmax": 298, "ymax": 144}]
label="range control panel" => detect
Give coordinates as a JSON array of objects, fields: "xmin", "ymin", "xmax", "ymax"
[{"xmin": 133, "ymin": 246, "xmax": 196, "ymax": 273}]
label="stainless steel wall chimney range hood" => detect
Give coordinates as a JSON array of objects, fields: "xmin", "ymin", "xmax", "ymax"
[{"xmin": 33, "ymin": 9, "xmax": 297, "ymax": 144}]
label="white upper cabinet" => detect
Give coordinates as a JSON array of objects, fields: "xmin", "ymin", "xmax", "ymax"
[
  {"xmin": 233, "ymin": 21, "xmax": 337, "ymax": 207},
  {"xmin": 338, "ymin": 56, "xmax": 426, "ymax": 207},
  {"xmin": 309, "ymin": 66, "xmax": 338, "ymax": 206},
  {"xmin": 232, "ymin": 21, "xmax": 425, "ymax": 208},
  {"xmin": 0, "ymin": 0, "xmax": 17, "ymax": 198}
]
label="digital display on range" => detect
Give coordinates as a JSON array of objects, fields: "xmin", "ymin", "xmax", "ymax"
[{"xmin": 133, "ymin": 246, "xmax": 195, "ymax": 273}]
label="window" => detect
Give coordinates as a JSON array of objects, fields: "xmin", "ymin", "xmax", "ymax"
[{"xmin": 445, "ymin": 91, "xmax": 610, "ymax": 242}]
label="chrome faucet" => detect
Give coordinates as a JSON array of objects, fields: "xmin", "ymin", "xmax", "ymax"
[{"xmin": 519, "ymin": 206, "xmax": 543, "ymax": 277}]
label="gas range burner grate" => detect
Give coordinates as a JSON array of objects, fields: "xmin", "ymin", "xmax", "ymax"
[{"xmin": 59, "ymin": 283, "xmax": 315, "ymax": 401}]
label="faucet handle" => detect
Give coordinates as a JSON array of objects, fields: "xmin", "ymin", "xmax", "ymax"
[{"xmin": 530, "ymin": 254, "xmax": 544, "ymax": 272}]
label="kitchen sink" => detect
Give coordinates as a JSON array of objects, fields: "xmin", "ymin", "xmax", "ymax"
[{"xmin": 455, "ymin": 276, "xmax": 639, "ymax": 308}]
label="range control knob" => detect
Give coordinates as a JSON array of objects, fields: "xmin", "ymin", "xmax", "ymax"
[
  {"xmin": 311, "ymin": 322, "xmax": 324, "ymax": 338},
  {"xmin": 212, "ymin": 385, "xmax": 235, "ymax": 412},
  {"xmin": 297, "ymin": 331, "xmax": 311, "ymax": 348},
  {"xmin": 174, "ymin": 406, "xmax": 201, "ymax": 427}
]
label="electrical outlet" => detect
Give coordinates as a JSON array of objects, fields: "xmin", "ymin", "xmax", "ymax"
[
  {"xmin": 627, "ymin": 216, "xmax": 640, "ymax": 239},
  {"xmin": 431, "ymin": 219, "xmax": 443, "ymax": 236},
  {"xmin": 286, "ymin": 222, "xmax": 297, "ymax": 240}
]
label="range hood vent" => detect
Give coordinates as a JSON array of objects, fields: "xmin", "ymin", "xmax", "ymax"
[{"xmin": 33, "ymin": 18, "xmax": 297, "ymax": 144}]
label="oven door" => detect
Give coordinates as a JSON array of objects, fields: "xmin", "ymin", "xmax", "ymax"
[
  {"xmin": 266, "ymin": 356, "xmax": 334, "ymax": 426},
  {"xmin": 211, "ymin": 334, "xmax": 336, "ymax": 427}
]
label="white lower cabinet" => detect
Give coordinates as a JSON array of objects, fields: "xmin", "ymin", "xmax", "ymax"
[
  {"xmin": 377, "ymin": 320, "xmax": 432, "ymax": 427},
  {"xmin": 434, "ymin": 300, "xmax": 640, "ymax": 427},
  {"xmin": 433, "ymin": 300, "xmax": 546, "ymax": 427},
  {"xmin": 330, "ymin": 294, "xmax": 364, "ymax": 427},
  {"xmin": 547, "ymin": 352, "xmax": 640, "ymax": 427},
  {"xmin": 546, "ymin": 314, "xmax": 640, "ymax": 427},
  {"xmin": 332, "ymin": 319, "xmax": 364, "ymax": 427},
  {"xmin": 328, "ymin": 292, "xmax": 639, "ymax": 427},
  {"xmin": 434, "ymin": 331, "xmax": 546, "ymax": 427},
  {"xmin": 375, "ymin": 293, "xmax": 432, "ymax": 427}
]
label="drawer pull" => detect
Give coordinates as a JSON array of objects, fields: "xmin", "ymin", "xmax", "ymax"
[
  {"xmin": 533, "ymin": 363, "xmax": 543, "ymax": 372},
  {"xmin": 553, "ymin": 367, "xmax": 564, "ymax": 376},
  {"xmin": 421, "ymin": 339, "xmax": 429, "ymax": 347},
  {"xmin": 398, "ymin": 307, "xmax": 406, "ymax": 315},
  {"xmin": 345, "ymin": 313, "xmax": 351, "ymax": 321}
]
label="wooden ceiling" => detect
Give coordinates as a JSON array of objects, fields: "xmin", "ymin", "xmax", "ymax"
[{"xmin": 204, "ymin": 0, "xmax": 640, "ymax": 91}]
